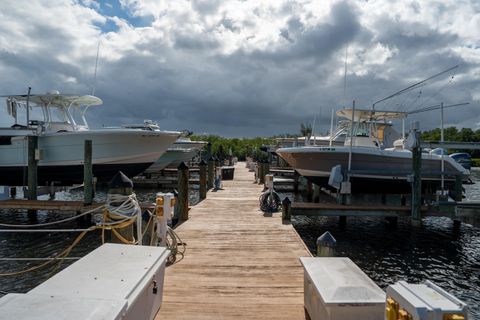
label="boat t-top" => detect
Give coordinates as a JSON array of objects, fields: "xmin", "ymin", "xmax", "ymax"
[
  {"xmin": 277, "ymin": 108, "xmax": 469, "ymax": 194},
  {"xmin": 0, "ymin": 91, "xmax": 180, "ymax": 186}
]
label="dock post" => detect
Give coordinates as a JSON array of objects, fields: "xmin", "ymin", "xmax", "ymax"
[
  {"xmin": 306, "ymin": 180, "xmax": 313, "ymax": 202},
  {"xmin": 107, "ymin": 172, "xmax": 135, "ymax": 243},
  {"xmin": 313, "ymin": 184, "xmax": 320, "ymax": 203},
  {"xmin": 454, "ymin": 175, "xmax": 463, "ymax": 202},
  {"xmin": 339, "ymin": 216, "xmax": 347, "ymax": 228},
  {"xmin": 83, "ymin": 140, "xmax": 93, "ymax": 205},
  {"xmin": 258, "ymin": 161, "xmax": 265, "ymax": 184},
  {"xmin": 177, "ymin": 161, "xmax": 189, "ymax": 221},
  {"xmin": 282, "ymin": 197, "xmax": 291, "ymax": 221},
  {"xmin": 293, "ymin": 171, "xmax": 299, "ymax": 193},
  {"xmin": 27, "ymin": 135, "xmax": 38, "ymax": 218},
  {"xmin": 316, "ymin": 231, "xmax": 336, "ymax": 257},
  {"xmin": 206, "ymin": 142, "xmax": 212, "ymax": 160},
  {"xmin": 264, "ymin": 159, "xmax": 270, "ymax": 176},
  {"xmin": 411, "ymin": 125, "xmax": 422, "ymax": 226},
  {"xmin": 27, "ymin": 135, "xmax": 38, "ymax": 201},
  {"xmin": 199, "ymin": 159, "xmax": 207, "ymax": 200},
  {"xmin": 208, "ymin": 156, "xmax": 215, "ymax": 189}
]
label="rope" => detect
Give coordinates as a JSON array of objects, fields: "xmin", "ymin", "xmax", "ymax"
[
  {"xmin": 0, "ymin": 228, "xmax": 93, "ymax": 277},
  {"xmin": 0, "ymin": 257, "xmax": 81, "ymax": 261},
  {"xmin": 0, "ymin": 205, "xmax": 105, "ymax": 228},
  {"xmin": 259, "ymin": 190, "xmax": 281, "ymax": 212},
  {"xmin": 165, "ymin": 226, "xmax": 186, "ymax": 265},
  {"xmin": 0, "ymin": 229, "xmax": 92, "ymax": 233},
  {"xmin": 0, "ymin": 193, "xmax": 186, "ymax": 277}
]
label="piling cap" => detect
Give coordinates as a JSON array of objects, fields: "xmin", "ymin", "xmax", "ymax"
[
  {"xmin": 209, "ymin": 156, "xmax": 215, "ymax": 161},
  {"xmin": 317, "ymin": 231, "xmax": 336, "ymax": 247},
  {"xmin": 199, "ymin": 159, "xmax": 207, "ymax": 166},
  {"xmin": 282, "ymin": 197, "xmax": 291, "ymax": 205},
  {"xmin": 108, "ymin": 171, "xmax": 133, "ymax": 188},
  {"xmin": 178, "ymin": 161, "xmax": 189, "ymax": 170}
]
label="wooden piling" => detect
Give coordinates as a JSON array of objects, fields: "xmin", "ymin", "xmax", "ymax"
[
  {"xmin": 306, "ymin": 180, "xmax": 313, "ymax": 202},
  {"xmin": 83, "ymin": 140, "xmax": 93, "ymax": 205},
  {"xmin": 258, "ymin": 161, "xmax": 265, "ymax": 184},
  {"xmin": 177, "ymin": 161, "xmax": 189, "ymax": 221},
  {"xmin": 316, "ymin": 231, "xmax": 336, "ymax": 257},
  {"xmin": 27, "ymin": 135, "xmax": 38, "ymax": 201},
  {"xmin": 199, "ymin": 159, "xmax": 207, "ymax": 200},
  {"xmin": 27, "ymin": 135, "xmax": 38, "ymax": 218},
  {"xmin": 293, "ymin": 170, "xmax": 299, "ymax": 193},
  {"xmin": 282, "ymin": 197, "xmax": 291, "ymax": 221},
  {"xmin": 208, "ymin": 156, "xmax": 215, "ymax": 189},
  {"xmin": 454, "ymin": 175, "xmax": 463, "ymax": 202},
  {"xmin": 313, "ymin": 184, "xmax": 320, "ymax": 203},
  {"xmin": 411, "ymin": 130, "xmax": 422, "ymax": 225}
]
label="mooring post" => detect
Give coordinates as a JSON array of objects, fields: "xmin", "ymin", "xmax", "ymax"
[
  {"xmin": 282, "ymin": 197, "xmax": 291, "ymax": 221},
  {"xmin": 293, "ymin": 170, "xmax": 299, "ymax": 193},
  {"xmin": 27, "ymin": 135, "xmax": 38, "ymax": 201},
  {"xmin": 258, "ymin": 160, "xmax": 265, "ymax": 184},
  {"xmin": 208, "ymin": 156, "xmax": 215, "ymax": 189},
  {"xmin": 107, "ymin": 171, "xmax": 135, "ymax": 243},
  {"xmin": 27, "ymin": 135, "xmax": 38, "ymax": 218},
  {"xmin": 177, "ymin": 161, "xmax": 189, "ymax": 221},
  {"xmin": 306, "ymin": 180, "xmax": 313, "ymax": 202},
  {"xmin": 409, "ymin": 123, "xmax": 422, "ymax": 225},
  {"xmin": 454, "ymin": 175, "xmax": 463, "ymax": 202},
  {"xmin": 411, "ymin": 125, "xmax": 422, "ymax": 226},
  {"xmin": 206, "ymin": 142, "xmax": 212, "ymax": 161},
  {"xmin": 313, "ymin": 184, "xmax": 320, "ymax": 203},
  {"xmin": 316, "ymin": 231, "xmax": 336, "ymax": 257},
  {"xmin": 84, "ymin": 140, "xmax": 93, "ymax": 205},
  {"xmin": 199, "ymin": 159, "xmax": 207, "ymax": 200}
]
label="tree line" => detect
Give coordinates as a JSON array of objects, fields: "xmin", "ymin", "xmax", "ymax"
[{"xmin": 421, "ymin": 127, "xmax": 480, "ymax": 157}]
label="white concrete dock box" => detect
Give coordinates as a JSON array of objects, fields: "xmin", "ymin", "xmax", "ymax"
[
  {"xmin": 27, "ymin": 243, "xmax": 170, "ymax": 320},
  {"xmin": 0, "ymin": 293, "xmax": 127, "ymax": 320},
  {"xmin": 386, "ymin": 280, "xmax": 469, "ymax": 319},
  {"xmin": 300, "ymin": 257, "xmax": 385, "ymax": 320}
]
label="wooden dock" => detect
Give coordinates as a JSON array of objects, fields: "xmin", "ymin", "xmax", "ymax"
[{"xmin": 156, "ymin": 162, "xmax": 311, "ymax": 320}]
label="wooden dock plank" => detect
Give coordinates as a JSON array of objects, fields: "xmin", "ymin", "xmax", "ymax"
[{"xmin": 156, "ymin": 162, "xmax": 310, "ymax": 320}]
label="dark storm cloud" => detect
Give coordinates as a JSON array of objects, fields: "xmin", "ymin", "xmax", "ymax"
[
  {"xmin": 255, "ymin": 2, "xmax": 360, "ymax": 63},
  {"xmin": 1, "ymin": 0, "xmax": 479, "ymax": 136}
]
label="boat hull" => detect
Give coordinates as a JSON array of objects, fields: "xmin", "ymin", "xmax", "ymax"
[
  {"xmin": 277, "ymin": 146, "xmax": 468, "ymax": 194},
  {"xmin": 0, "ymin": 129, "xmax": 179, "ymax": 185}
]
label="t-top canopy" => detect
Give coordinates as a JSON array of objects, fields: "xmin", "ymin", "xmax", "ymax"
[
  {"xmin": 336, "ymin": 108, "xmax": 408, "ymax": 122},
  {"xmin": 7, "ymin": 92, "xmax": 102, "ymax": 108}
]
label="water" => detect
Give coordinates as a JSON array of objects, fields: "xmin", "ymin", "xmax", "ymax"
[
  {"xmin": 0, "ymin": 186, "xmax": 200, "ymax": 294},
  {"xmin": 290, "ymin": 170, "xmax": 480, "ymax": 317},
  {"xmin": 1, "ymin": 175, "xmax": 480, "ymax": 317}
]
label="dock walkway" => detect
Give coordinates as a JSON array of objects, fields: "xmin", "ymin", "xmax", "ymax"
[{"xmin": 156, "ymin": 162, "xmax": 311, "ymax": 319}]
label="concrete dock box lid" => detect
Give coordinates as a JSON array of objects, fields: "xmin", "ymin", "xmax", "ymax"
[
  {"xmin": 386, "ymin": 280, "xmax": 469, "ymax": 319},
  {"xmin": 30, "ymin": 243, "xmax": 170, "ymax": 320},
  {"xmin": 0, "ymin": 293, "xmax": 127, "ymax": 320},
  {"xmin": 300, "ymin": 257, "xmax": 385, "ymax": 320}
]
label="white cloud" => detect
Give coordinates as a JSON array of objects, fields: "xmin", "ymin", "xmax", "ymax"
[{"xmin": 0, "ymin": 0, "xmax": 479, "ymax": 135}]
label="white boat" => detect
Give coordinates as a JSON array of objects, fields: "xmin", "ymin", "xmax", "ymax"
[
  {"xmin": 122, "ymin": 121, "xmax": 207, "ymax": 172},
  {"xmin": 0, "ymin": 92, "xmax": 180, "ymax": 185},
  {"xmin": 277, "ymin": 109, "xmax": 469, "ymax": 194}
]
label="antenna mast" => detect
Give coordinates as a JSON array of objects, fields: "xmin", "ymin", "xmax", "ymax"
[
  {"xmin": 92, "ymin": 41, "xmax": 101, "ymax": 96},
  {"xmin": 372, "ymin": 65, "xmax": 458, "ymax": 110}
]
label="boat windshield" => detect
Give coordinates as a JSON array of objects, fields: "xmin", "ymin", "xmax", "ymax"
[{"xmin": 4, "ymin": 93, "xmax": 102, "ymax": 132}]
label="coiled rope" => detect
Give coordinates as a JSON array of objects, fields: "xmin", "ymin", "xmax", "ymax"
[
  {"xmin": 259, "ymin": 190, "xmax": 281, "ymax": 212},
  {"xmin": 0, "ymin": 192, "xmax": 186, "ymax": 276}
]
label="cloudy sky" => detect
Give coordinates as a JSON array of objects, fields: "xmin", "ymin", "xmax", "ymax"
[{"xmin": 0, "ymin": 0, "xmax": 479, "ymax": 136}]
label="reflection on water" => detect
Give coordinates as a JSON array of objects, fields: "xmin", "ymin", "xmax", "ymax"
[
  {"xmin": 1, "ymin": 174, "xmax": 479, "ymax": 317},
  {"xmin": 290, "ymin": 169, "xmax": 480, "ymax": 317},
  {"xmin": 0, "ymin": 187, "xmax": 199, "ymax": 295}
]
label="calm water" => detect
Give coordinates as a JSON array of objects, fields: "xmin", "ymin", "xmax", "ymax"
[{"xmin": 1, "ymin": 173, "xmax": 479, "ymax": 317}]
